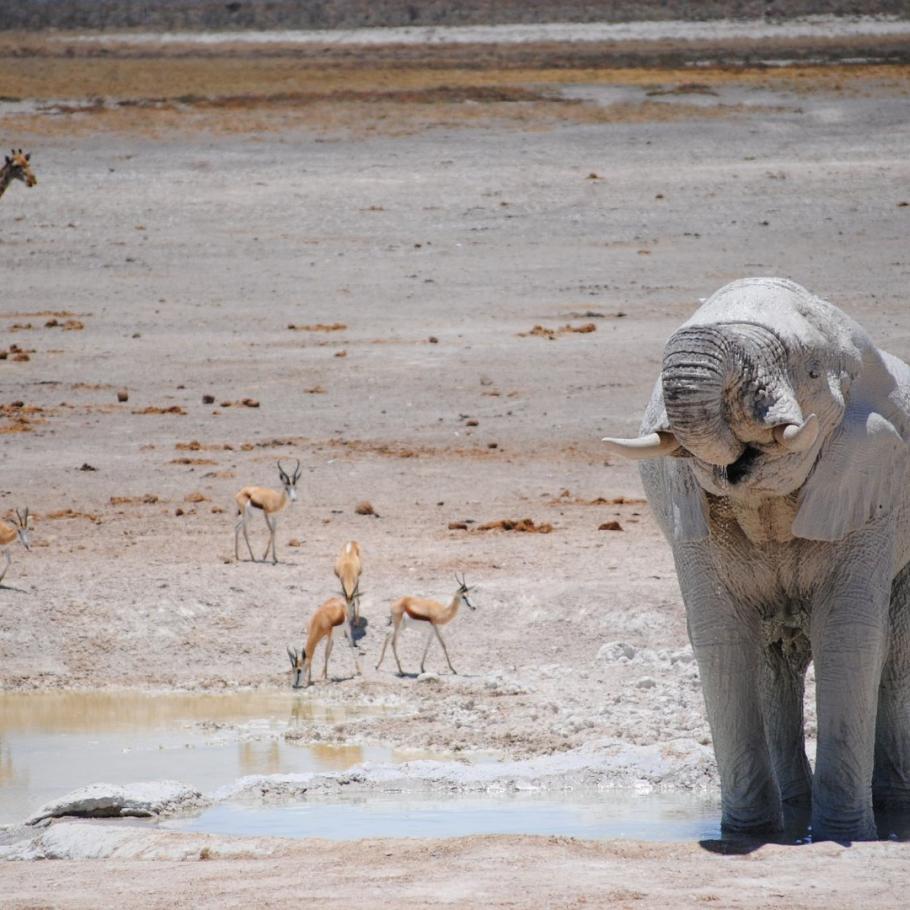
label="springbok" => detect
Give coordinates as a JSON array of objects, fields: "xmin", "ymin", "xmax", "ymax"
[
  {"xmin": 376, "ymin": 574, "xmax": 476, "ymax": 676},
  {"xmin": 0, "ymin": 508, "xmax": 30, "ymax": 586},
  {"xmin": 234, "ymin": 459, "xmax": 300, "ymax": 564},
  {"xmin": 0, "ymin": 149, "xmax": 37, "ymax": 201},
  {"xmin": 287, "ymin": 594, "xmax": 362, "ymax": 688},
  {"xmin": 334, "ymin": 540, "xmax": 363, "ymax": 624}
]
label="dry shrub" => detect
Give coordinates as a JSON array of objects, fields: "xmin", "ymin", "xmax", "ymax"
[
  {"xmin": 185, "ymin": 491, "xmax": 209, "ymax": 503},
  {"xmin": 218, "ymin": 398, "xmax": 260, "ymax": 408},
  {"xmin": 45, "ymin": 509, "xmax": 101, "ymax": 524},
  {"xmin": 1, "ymin": 403, "xmax": 44, "ymax": 432},
  {"xmin": 170, "ymin": 457, "xmax": 218, "ymax": 466},
  {"xmin": 599, "ymin": 521, "xmax": 624, "ymax": 531},
  {"xmin": 448, "ymin": 521, "xmax": 469, "ymax": 531},
  {"xmin": 589, "ymin": 496, "xmax": 647, "ymax": 506},
  {"xmin": 476, "ymin": 518, "xmax": 553, "ymax": 533},
  {"xmin": 518, "ymin": 323, "xmax": 596, "ymax": 339},
  {"xmin": 133, "ymin": 405, "xmax": 187, "ymax": 415},
  {"xmin": 287, "ymin": 538, "xmax": 302, "ymax": 547},
  {"xmin": 355, "ymin": 501, "xmax": 376, "ymax": 516},
  {"xmin": 288, "ymin": 323, "xmax": 347, "ymax": 332},
  {"xmin": 110, "ymin": 494, "xmax": 159, "ymax": 505},
  {"xmin": 305, "ymin": 386, "xmax": 327, "ymax": 395}
]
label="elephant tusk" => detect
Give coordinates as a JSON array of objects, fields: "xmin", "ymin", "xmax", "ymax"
[
  {"xmin": 773, "ymin": 413, "xmax": 819, "ymax": 453},
  {"xmin": 602, "ymin": 430, "xmax": 680, "ymax": 460}
]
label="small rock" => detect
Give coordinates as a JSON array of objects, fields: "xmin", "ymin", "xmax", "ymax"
[
  {"xmin": 287, "ymin": 538, "xmax": 302, "ymax": 547},
  {"xmin": 184, "ymin": 491, "xmax": 208, "ymax": 503},
  {"xmin": 117, "ymin": 389, "xmax": 129, "ymax": 402},
  {"xmin": 448, "ymin": 521, "xmax": 468, "ymax": 530},
  {"xmin": 79, "ymin": 463, "xmax": 97, "ymax": 472},
  {"xmin": 202, "ymin": 394, "xmax": 215, "ymax": 404},
  {"xmin": 241, "ymin": 398, "xmax": 259, "ymax": 408},
  {"xmin": 636, "ymin": 677, "xmax": 657, "ymax": 689},
  {"xmin": 26, "ymin": 780, "xmax": 203, "ymax": 825},
  {"xmin": 355, "ymin": 501, "xmax": 376, "ymax": 516},
  {"xmin": 599, "ymin": 521, "xmax": 623, "ymax": 531},
  {"xmin": 428, "ymin": 336, "xmax": 439, "ymax": 344}
]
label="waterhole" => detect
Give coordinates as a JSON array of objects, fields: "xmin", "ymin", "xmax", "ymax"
[
  {"xmin": 0, "ymin": 691, "xmax": 412, "ymax": 825},
  {"xmin": 166, "ymin": 792, "xmax": 724, "ymax": 842}
]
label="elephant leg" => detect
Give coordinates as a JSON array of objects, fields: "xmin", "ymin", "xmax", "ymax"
[
  {"xmin": 760, "ymin": 634, "xmax": 812, "ymax": 807},
  {"xmin": 873, "ymin": 562, "xmax": 910, "ymax": 808},
  {"xmin": 810, "ymin": 545, "xmax": 892, "ymax": 842},
  {"xmin": 680, "ymin": 560, "xmax": 782, "ymax": 833}
]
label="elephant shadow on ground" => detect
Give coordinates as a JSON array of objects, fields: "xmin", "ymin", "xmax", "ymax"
[{"xmin": 699, "ymin": 805, "xmax": 910, "ymax": 854}]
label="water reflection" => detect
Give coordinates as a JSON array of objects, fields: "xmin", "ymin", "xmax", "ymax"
[
  {"xmin": 0, "ymin": 690, "xmax": 388, "ymax": 734},
  {"xmin": 0, "ymin": 691, "xmax": 403, "ymax": 825}
]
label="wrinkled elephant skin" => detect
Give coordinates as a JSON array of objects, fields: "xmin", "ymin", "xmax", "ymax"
[{"xmin": 609, "ymin": 277, "xmax": 910, "ymax": 841}]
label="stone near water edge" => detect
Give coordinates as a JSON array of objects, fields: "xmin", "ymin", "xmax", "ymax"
[{"xmin": 25, "ymin": 780, "xmax": 204, "ymax": 825}]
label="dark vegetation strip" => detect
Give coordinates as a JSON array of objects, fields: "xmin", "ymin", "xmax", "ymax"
[{"xmin": 0, "ymin": 1, "xmax": 907, "ymax": 32}]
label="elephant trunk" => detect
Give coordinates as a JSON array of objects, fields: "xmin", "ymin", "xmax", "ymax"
[
  {"xmin": 661, "ymin": 325, "xmax": 745, "ymax": 466},
  {"xmin": 662, "ymin": 323, "xmax": 808, "ymax": 467}
]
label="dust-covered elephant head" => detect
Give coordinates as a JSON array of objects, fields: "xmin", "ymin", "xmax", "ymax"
[{"xmin": 605, "ymin": 277, "xmax": 909, "ymax": 542}]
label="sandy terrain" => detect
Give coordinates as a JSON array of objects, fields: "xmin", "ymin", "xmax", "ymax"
[{"xmin": 2, "ymin": 23, "xmax": 910, "ymax": 907}]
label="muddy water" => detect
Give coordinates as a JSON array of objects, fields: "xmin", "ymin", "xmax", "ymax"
[
  {"xmin": 168, "ymin": 792, "xmax": 724, "ymax": 842},
  {"xmin": 0, "ymin": 691, "xmax": 411, "ymax": 825}
]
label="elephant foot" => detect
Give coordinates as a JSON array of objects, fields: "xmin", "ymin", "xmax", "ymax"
[
  {"xmin": 720, "ymin": 799, "xmax": 783, "ymax": 837},
  {"xmin": 810, "ymin": 809, "xmax": 877, "ymax": 843}
]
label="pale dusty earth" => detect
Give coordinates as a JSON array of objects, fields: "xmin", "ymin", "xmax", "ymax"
[{"xmin": 2, "ymin": 22, "xmax": 910, "ymax": 908}]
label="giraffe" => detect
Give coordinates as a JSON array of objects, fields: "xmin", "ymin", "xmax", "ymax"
[{"xmin": 0, "ymin": 149, "xmax": 37, "ymax": 201}]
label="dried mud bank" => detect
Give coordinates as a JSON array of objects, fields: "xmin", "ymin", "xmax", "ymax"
[{"xmin": 4, "ymin": 828, "xmax": 910, "ymax": 910}]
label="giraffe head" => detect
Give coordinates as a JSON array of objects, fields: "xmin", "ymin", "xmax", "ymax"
[{"xmin": 5, "ymin": 149, "xmax": 37, "ymax": 187}]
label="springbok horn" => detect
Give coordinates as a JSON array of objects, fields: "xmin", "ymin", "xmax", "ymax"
[
  {"xmin": 287, "ymin": 646, "xmax": 297, "ymax": 666},
  {"xmin": 773, "ymin": 413, "xmax": 819, "ymax": 453},
  {"xmin": 601, "ymin": 430, "xmax": 680, "ymax": 460}
]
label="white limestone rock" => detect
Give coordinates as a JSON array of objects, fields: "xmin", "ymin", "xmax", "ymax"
[{"xmin": 25, "ymin": 780, "xmax": 204, "ymax": 825}]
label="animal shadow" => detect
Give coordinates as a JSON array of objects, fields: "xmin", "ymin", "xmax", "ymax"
[{"xmin": 699, "ymin": 805, "xmax": 910, "ymax": 854}]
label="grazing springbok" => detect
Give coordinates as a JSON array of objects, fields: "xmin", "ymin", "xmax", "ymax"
[
  {"xmin": 0, "ymin": 508, "xmax": 30, "ymax": 586},
  {"xmin": 376, "ymin": 574, "xmax": 476, "ymax": 676},
  {"xmin": 287, "ymin": 594, "xmax": 362, "ymax": 688},
  {"xmin": 334, "ymin": 540, "xmax": 363, "ymax": 624},
  {"xmin": 234, "ymin": 459, "xmax": 300, "ymax": 564},
  {"xmin": 0, "ymin": 149, "xmax": 37, "ymax": 201}
]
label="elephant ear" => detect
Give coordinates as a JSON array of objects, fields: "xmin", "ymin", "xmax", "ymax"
[
  {"xmin": 793, "ymin": 386, "xmax": 909, "ymax": 543},
  {"xmin": 640, "ymin": 392, "xmax": 710, "ymax": 542}
]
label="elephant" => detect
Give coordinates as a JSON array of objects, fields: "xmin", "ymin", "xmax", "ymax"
[{"xmin": 603, "ymin": 277, "xmax": 910, "ymax": 841}]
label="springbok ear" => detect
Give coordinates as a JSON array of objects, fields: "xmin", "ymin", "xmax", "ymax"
[
  {"xmin": 24, "ymin": 153, "xmax": 30, "ymax": 162},
  {"xmin": 793, "ymin": 404, "xmax": 908, "ymax": 541}
]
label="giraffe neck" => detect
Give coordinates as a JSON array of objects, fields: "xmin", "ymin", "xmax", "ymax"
[{"xmin": 0, "ymin": 163, "xmax": 12, "ymax": 199}]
